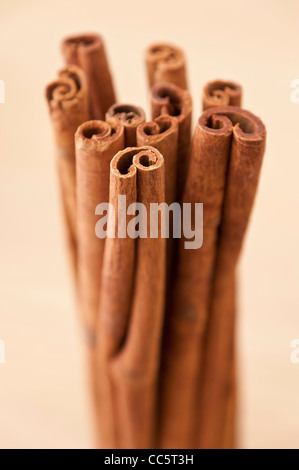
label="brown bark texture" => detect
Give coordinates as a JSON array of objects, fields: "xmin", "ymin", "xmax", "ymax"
[
  {"xmin": 151, "ymin": 82, "xmax": 192, "ymax": 201},
  {"xmin": 145, "ymin": 42, "xmax": 188, "ymax": 89},
  {"xmin": 62, "ymin": 33, "xmax": 116, "ymax": 120},
  {"xmin": 97, "ymin": 146, "xmax": 166, "ymax": 449},
  {"xmin": 203, "ymin": 79, "xmax": 242, "ymax": 110},
  {"xmin": 75, "ymin": 119, "xmax": 124, "ymax": 337},
  {"xmin": 106, "ymin": 103, "xmax": 146, "ymax": 147},
  {"xmin": 45, "ymin": 65, "xmax": 89, "ymax": 282},
  {"xmin": 159, "ymin": 106, "xmax": 266, "ymax": 449}
]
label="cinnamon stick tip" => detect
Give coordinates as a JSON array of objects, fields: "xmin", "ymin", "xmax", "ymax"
[
  {"xmin": 45, "ymin": 65, "xmax": 86, "ymax": 108},
  {"xmin": 137, "ymin": 114, "xmax": 178, "ymax": 138},
  {"xmin": 75, "ymin": 119, "xmax": 123, "ymax": 150},
  {"xmin": 203, "ymin": 79, "xmax": 242, "ymax": 109},
  {"xmin": 106, "ymin": 103, "xmax": 146, "ymax": 127},
  {"xmin": 198, "ymin": 106, "xmax": 266, "ymax": 142},
  {"xmin": 145, "ymin": 42, "xmax": 185, "ymax": 63},
  {"xmin": 61, "ymin": 32, "xmax": 103, "ymax": 54},
  {"xmin": 151, "ymin": 82, "xmax": 192, "ymax": 118},
  {"xmin": 111, "ymin": 146, "xmax": 164, "ymax": 178}
]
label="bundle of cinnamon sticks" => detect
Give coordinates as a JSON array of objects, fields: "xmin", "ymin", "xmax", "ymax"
[{"xmin": 45, "ymin": 33, "xmax": 266, "ymax": 449}]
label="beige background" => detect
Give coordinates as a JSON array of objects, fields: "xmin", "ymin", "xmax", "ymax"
[{"xmin": 0, "ymin": 0, "xmax": 298, "ymax": 449}]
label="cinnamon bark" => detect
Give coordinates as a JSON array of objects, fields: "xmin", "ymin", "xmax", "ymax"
[
  {"xmin": 159, "ymin": 106, "xmax": 266, "ymax": 449},
  {"xmin": 222, "ymin": 357, "xmax": 237, "ymax": 449},
  {"xmin": 197, "ymin": 107, "xmax": 266, "ymax": 449},
  {"xmin": 151, "ymin": 82, "xmax": 192, "ymax": 200},
  {"xmin": 136, "ymin": 115, "xmax": 178, "ymax": 293},
  {"xmin": 145, "ymin": 42, "xmax": 188, "ymax": 89},
  {"xmin": 45, "ymin": 65, "xmax": 89, "ymax": 281},
  {"xmin": 75, "ymin": 119, "xmax": 124, "ymax": 337},
  {"xmin": 136, "ymin": 115, "xmax": 178, "ymax": 206},
  {"xmin": 202, "ymin": 79, "xmax": 242, "ymax": 448},
  {"xmin": 159, "ymin": 109, "xmax": 233, "ymax": 449},
  {"xmin": 106, "ymin": 103, "xmax": 146, "ymax": 147},
  {"xmin": 203, "ymin": 79, "xmax": 242, "ymax": 110},
  {"xmin": 97, "ymin": 147, "xmax": 166, "ymax": 449},
  {"xmin": 62, "ymin": 33, "xmax": 116, "ymax": 120}
]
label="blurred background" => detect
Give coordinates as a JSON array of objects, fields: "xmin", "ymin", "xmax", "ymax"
[{"xmin": 0, "ymin": 0, "xmax": 298, "ymax": 449}]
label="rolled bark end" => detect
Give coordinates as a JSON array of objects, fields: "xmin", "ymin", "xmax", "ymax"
[
  {"xmin": 75, "ymin": 118, "xmax": 123, "ymax": 152},
  {"xmin": 198, "ymin": 106, "xmax": 266, "ymax": 143},
  {"xmin": 77, "ymin": 119, "xmax": 111, "ymax": 140},
  {"xmin": 136, "ymin": 114, "xmax": 178, "ymax": 208},
  {"xmin": 61, "ymin": 33, "xmax": 104, "ymax": 61},
  {"xmin": 62, "ymin": 32, "xmax": 116, "ymax": 120},
  {"xmin": 137, "ymin": 114, "xmax": 177, "ymax": 138},
  {"xmin": 145, "ymin": 42, "xmax": 188, "ymax": 89},
  {"xmin": 106, "ymin": 103, "xmax": 146, "ymax": 147},
  {"xmin": 45, "ymin": 65, "xmax": 87, "ymax": 114},
  {"xmin": 46, "ymin": 77, "xmax": 78, "ymax": 106},
  {"xmin": 202, "ymin": 79, "xmax": 242, "ymax": 110},
  {"xmin": 151, "ymin": 82, "xmax": 192, "ymax": 122},
  {"xmin": 133, "ymin": 147, "xmax": 164, "ymax": 171},
  {"xmin": 106, "ymin": 103, "xmax": 145, "ymax": 127},
  {"xmin": 45, "ymin": 64, "xmax": 89, "ymax": 299},
  {"xmin": 111, "ymin": 146, "xmax": 163, "ymax": 178},
  {"xmin": 151, "ymin": 82, "xmax": 192, "ymax": 200},
  {"xmin": 75, "ymin": 118, "xmax": 124, "ymax": 336}
]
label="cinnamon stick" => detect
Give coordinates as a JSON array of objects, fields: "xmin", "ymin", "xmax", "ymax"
[
  {"xmin": 97, "ymin": 147, "xmax": 166, "ymax": 449},
  {"xmin": 136, "ymin": 115, "xmax": 178, "ymax": 293},
  {"xmin": 45, "ymin": 65, "xmax": 89, "ymax": 281},
  {"xmin": 95, "ymin": 150, "xmax": 137, "ymax": 449},
  {"xmin": 202, "ymin": 80, "xmax": 242, "ymax": 447},
  {"xmin": 159, "ymin": 106, "xmax": 266, "ymax": 449},
  {"xmin": 75, "ymin": 119, "xmax": 124, "ymax": 336},
  {"xmin": 62, "ymin": 33, "xmax": 116, "ymax": 120},
  {"xmin": 151, "ymin": 82, "xmax": 192, "ymax": 200},
  {"xmin": 203, "ymin": 79, "xmax": 242, "ymax": 110},
  {"xmin": 145, "ymin": 42, "xmax": 188, "ymax": 89},
  {"xmin": 197, "ymin": 106, "xmax": 266, "ymax": 449},
  {"xmin": 159, "ymin": 109, "xmax": 233, "ymax": 449},
  {"xmin": 136, "ymin": 115, "xmax": 178, "ymax": 206},
  {"xmin": 106, "ymin": 103, "xmax": 146, "ymax": 147}
]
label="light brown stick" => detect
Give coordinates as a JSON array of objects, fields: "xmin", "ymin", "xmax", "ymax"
[
  {"xmin": 62, "ymin": 33, "xmax": 116, "ymax": 120},
  {"xmin": 45, "ymin": 65, "xmax": 89, "ymax": 282},
  {"xmin": 106, "ymin": 103, "xmax": 146, "ymax": 147},
  {"xmin": 75, "ymin": 119, "xmax": 124, "ymax": 337},
  {"xmin": 96, "ymin": 151, "xmax": 137, "ymax": 449},
  {"xmin": 145, "ymin": 42, "xmax": 188, "ymax": 89},
  {"xmin": 98, "ymin": 147, "xmax": 166, "ymax": 449},
  {"xmin": 202, "ymin": 81, "xmax": 242, "ymax": 447},
  {"xmin": 151, "ymin": 82, "xmax": 192, "ymax": 201},
  {"xmin": 136, "ymin": 115, "xmax": 178, "ymax": 206},
  {"xmin": 136, "ymin": 115, "xmax": 178, "ymax": 299},
  {"xmin": 159, "ymin": 111, "xmax": 233, "ymax": 449},
  {"xmin": 197, "ymin": 107, "xmax": 266, "ymax": 448}
]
